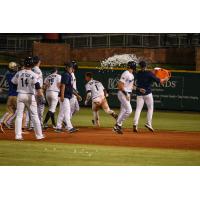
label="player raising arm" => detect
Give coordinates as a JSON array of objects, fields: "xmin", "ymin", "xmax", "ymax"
[
  {"xmin": 11, "ymin": 57, "xmax": 45, "ymax": 140},
  {"xmin": 133, "ymin": 61, "xmax": 169, "ymax": 133},
  {"xmin": 85, "ymin": 72, "xmax": 118, "ymax": 127}
]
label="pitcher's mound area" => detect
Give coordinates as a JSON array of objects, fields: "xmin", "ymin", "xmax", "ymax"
[{"xmin": 0, "ymin": 127, "xmax": 200, "ymax": 150}]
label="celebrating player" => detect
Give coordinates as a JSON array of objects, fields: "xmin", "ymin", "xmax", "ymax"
[
  {"xmin": 84, "ymin": 72, "xmax": 118, "ymax": 127},
  {"xmin": 133, "ymin": 61, "xmax": 169, "ymax": 133},
  {"xmin": 55, "ymin": 63, "xmax": 79, "ymax": 133},
  {"xmin": 0, "ymin": 62, "xmax": 18, "ymax": 133},
  {"xmin": 113, "ymin": 61, "xmax": 145, "ymax": 134},
  {"xmin": 11, "ymin": 57, "xmax": 45, "ymax": 140},
  {"xmin": 43, "ymin": 67, "xmax": 61, "ymax": 128}
]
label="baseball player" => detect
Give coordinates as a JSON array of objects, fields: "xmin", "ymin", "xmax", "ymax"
[
  {"xmin": 43, "ymin": 67, "xmax": 61, "ymax": 128},
  {"xmin": 11, "ymin": 57, "xmax": 45, "ymax": 140},
  {"xmin": 70, "ymin": 61, "xmax": 80, "ymax": 118},
  {"xmin": 55, "ymin": 63, "xmax": 79, "ymax": 133},
  {"xmin": 0, "ymin": 62, "xmax": 18, "ymax": 133},
  {"xmin": 133, "ymin": 61, "xmax": 168, "ymax": 133},
  {"xmin": 28, "ymin": 56, "xmax": 44, "ymax": 130},
  {"xmin": 84, "ymin": 72, "xmax": 118, "ymax": 127},
  {"xmin": 113, "ymin": 61, "xmax": 144, "ymax": 134}
]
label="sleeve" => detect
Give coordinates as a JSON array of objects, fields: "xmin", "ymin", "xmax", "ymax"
[
  {"xmin": 85, "ymin": 83, "xmax": 91, "ymax": 92},
  {"xmin": 57, "ymin": 75, "xmax": 61, "ymax": 83},
  {"xmin": 61, "ymin": 74, "xmax": 68, "ymax": 84},
  {"xmin": 32, "ymin": 74, "xmax": 39, "ymax": 85},
  {"xmin": 11, "ymin": 72, "xmax": 19, "ymax": 85},
  {"xmin": 119, "ymin": 71, "xmax": 127, "ymax": 83},
  {"xmin": 150, "ymin": 72, "xmax": 160, "ymax": 83}
]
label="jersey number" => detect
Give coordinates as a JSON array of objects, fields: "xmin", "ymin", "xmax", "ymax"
[
  {"xmin": 21, "ymin": 78, "xmax": 28, "ymax": 87},
  {"xmin": 49, "ymin": 78, "xmax": 54, "ymax": 85},
  {"xmin": 95, "ymin": 84, "xmax": 99, "ymax": 91}
]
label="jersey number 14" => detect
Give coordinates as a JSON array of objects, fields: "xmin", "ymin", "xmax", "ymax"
[{"xmin": 21, "ymin": 78, "xmax": 28, "ymax": 87}]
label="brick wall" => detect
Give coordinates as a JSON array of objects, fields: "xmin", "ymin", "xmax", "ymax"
[{"xmin": 33, "ymin": 42, "xmax": 70, "ymax": 65}]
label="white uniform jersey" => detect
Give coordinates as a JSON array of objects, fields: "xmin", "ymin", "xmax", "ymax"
[
  {"xmin": 85, "ymin": 79, "xmax": 105, "ymax": 99},
  {"xmin": 44, "ymin": 73, "xmax": 61, "ymax": 92},
  {"xmin": 11, "ymin": 69, "xmax": 39, "ymax": 94},
  {"xmin": 32, "ymin": 66, "xmax": 43, "ymax": 87},
  {"xmin": 119, "ymin": 70, "xmax": 134, "ymax": 92}
]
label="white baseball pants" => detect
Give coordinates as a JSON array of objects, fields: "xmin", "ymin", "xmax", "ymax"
[
  {"xmin": 56, "ymin": 98, "xmax": 73, "ymax": 130},
  {"xmin": 70, "ymin": 96, "xmax": 80, "ymax": 118},
  {"xmin": 15, "ymin": 93, "xmax": 44, "ymax": 139},
  {"xmin": 46, "ymin": 91, "xmax": 59, "ymax": 113},
  {"xmin": 133, "ymin": 93, "xmax": 154, "ymax": 127},
  {"xmin": 117, "ymin": 91, "xmax": 132, "ymax": 126}
]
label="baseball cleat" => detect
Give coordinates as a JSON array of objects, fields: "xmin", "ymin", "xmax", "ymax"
[
  {"xmin": 68, "ymin": 128, "xmax": 79, "ymax": 134},
  {"xmin": 43, "ymin": 124, "xmax": 49, "ymax": 129},
  {"xmin": 133, "ymin": 125, "xmax": 138, "ymax": 133},
  {"xmin": 36, "ymin": 135, "xmax": 45, "ymax": 140},
  {"xmin": 111, "ymin": 113, "xmax": 118, "ymax": 120},
  {"xmin": 15, "ymin": 137, "xmax": 24, "ymax": 141},
  {"xmin": 145, "ymin": 124, "xmax": 154, "ymax": 132},
  {"xmin": 55, "ymin": 128, "xmax": 63, "ymax": 133},
  {"xmin": 113, "ymin": 124, "xmax": 123, "ymax": 134},
  {"xmin": 0, "ymin": 123, "xmax": 5, "ymax": 134},
  {"xmin": 28, "ymin": 127, "xmax": 34, "ymax": 131}
]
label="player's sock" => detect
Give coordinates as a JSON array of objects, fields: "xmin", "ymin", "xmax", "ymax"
[
  {"xmin": 50, "ymin": 112, "xmax": 56, "ymax": 127},
  {"xmin": 43, "ymin": 111, "xmax": 51, "ymax": 125}
]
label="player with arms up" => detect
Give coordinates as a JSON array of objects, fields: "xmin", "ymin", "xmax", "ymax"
[
  {"xmin": 113, "ymin": 61, "xmax": 145, "ymax": 134},
  {"xmin": 43, "ymin": 67, "xmax": 61, "ymax": 128},
  {"xmin": 85, "ymin": 72, "xmax": 118, "ymax": 127},
  {"xmin": 133, "ymin": 61, "xmax": 168, "ymax": 133},
  {"xmin": 12, "ymin": 57, "xmax": 45, "ymax": 140}
]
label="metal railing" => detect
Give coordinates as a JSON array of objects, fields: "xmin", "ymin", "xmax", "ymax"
[{"xmin": 0, "ymin": 33, "xmax": 200, "ymax": 52}]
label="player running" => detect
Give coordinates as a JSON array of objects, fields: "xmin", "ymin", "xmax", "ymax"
[
  {"xmin": 84, "ymin": 72, "xmax": 118, "ymax": 127},
  {"xmin": 11, "ymin": 57, "xmax": 45, "ymax": 140},
  {"xmin": 133, "ymin": 61, "xmax": 169, "ymax": 133},
  {"xmin": 43, "ymin": 67, "xmax": 61, "ymax": 128}
]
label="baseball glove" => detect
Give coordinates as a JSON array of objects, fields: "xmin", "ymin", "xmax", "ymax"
[{"xmin": 152, "ymin": 67, "xmax": 171, "ymax": 79}]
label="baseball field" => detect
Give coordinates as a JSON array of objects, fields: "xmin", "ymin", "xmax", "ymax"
[{"xmin": 0, "ymin": 104, "xmax": 200, "ymax": 166}]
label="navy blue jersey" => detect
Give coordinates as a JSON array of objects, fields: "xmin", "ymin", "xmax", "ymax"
[
  {"xmin": 6, "ymin": 71, "xmax": 18, "ymax": 96},
  {"xmin": 135, "ymin": 70, "xmax": 160, "ymax": 96},
  {"xmin": 59, "ymin": 72, "xmax": 73, "ymax": 99}
]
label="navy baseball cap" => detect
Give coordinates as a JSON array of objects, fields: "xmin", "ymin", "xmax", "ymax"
[
  {"xmin": 139, "ymin": 61, "xmax": 147, "ymax": 68},
  {"xmin": 33, "ymin": 56, "xmax": 41, "ymax": 64}
]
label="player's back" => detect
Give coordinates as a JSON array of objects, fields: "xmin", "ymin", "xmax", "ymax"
[
  {"xmin": 86, "ymin": 80, "xmax": 104, "ymax": 99},
  {"xmin": 32, "ymin": 66, "xmax": 43, "ymax": 86},
  {"xmin": 45, "ymin": 73, "xmax": 61, "ymax": 92},
  {"xmin": 120, "ymin": 70, "xmax": 134, "ymax": 92},
  {"xmin": 6, "ymin": 71, "xmax": 18, "ymax": 96},
  {"xmin": 13, "ymin": 69, "xmax": 39, "ymax": 94}
]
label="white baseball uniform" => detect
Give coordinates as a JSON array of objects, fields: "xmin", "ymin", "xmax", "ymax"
[
  {"xmin": 12, "ymin": 69, "xmax": 44, "ymax": 140},
  {"xmin": 85, "ymin": 79, "xmax": 116, "ymax": 126},
  {"xmin": 70, "ymin": 72, "xmax": 80, "ymax": 117},
  {"xmin": 117, "ymin": 70, "xmax": 134, "ymax": 126},
  {"xmin": 44, "ymin": 73, "xmax": 61, "ymax": 113}
]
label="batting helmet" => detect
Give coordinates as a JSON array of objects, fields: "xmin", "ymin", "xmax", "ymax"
[
  {"xmin": 8, "ymin": 62, "xmax": 18, "ymax": 71},
  {"xmin": 127, "ymin": 61, "xmax": 137, "ymax": 70},
  {"xmin": 24, "ymin": 57, "xmax": 34, "ymax": 67},
  {"xmin": 139, "ymin": 61, "xmax": 147, "ymax": 68}
]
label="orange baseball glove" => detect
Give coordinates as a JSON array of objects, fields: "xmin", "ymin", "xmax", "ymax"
[{"xmin": 152, "ymin": 68, "xmax": 171, "ymax": 79}]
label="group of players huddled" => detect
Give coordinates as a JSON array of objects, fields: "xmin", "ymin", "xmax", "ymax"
[{"xmin": 0, "ymin": 56, "xmax": 168, "ymax": 140}]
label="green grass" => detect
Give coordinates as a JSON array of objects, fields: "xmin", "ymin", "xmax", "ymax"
[
  {"xmin": 0, "ymin": 141, "xmax": 200, "ymax": 166},
  {"xmin": 0, "ymin": 104, "xmax": 199, "ymax": 132}
]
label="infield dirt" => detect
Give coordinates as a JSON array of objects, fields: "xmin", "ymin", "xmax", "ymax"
[{"xmin": 0, "ymin": 127, "xmax": 200, "ymax": 150}]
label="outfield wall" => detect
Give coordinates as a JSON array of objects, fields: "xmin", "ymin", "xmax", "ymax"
[{"xmin": 0, "ymin": 65, "xmax": 200, "ymax": 111}]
